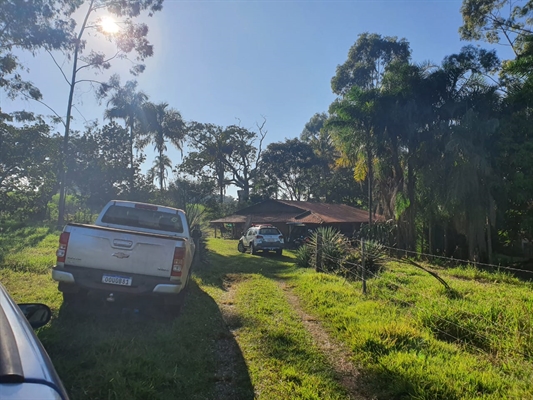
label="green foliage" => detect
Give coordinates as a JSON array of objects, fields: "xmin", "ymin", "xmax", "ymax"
[
  {"xmin": 181, "ymin": 121, "xmax": 265, "ymax": 203},
  {"xmin": 359, "ymin": 220, "xmax": 397, "ymax": 247},
  {"xmin": 185, "ymin": 204, "xmax": 209, "ymax": 266},
  {"xmin": 259, "ymin": 138, "xmax": 319, "ymax": 200},
  {"xmin": 295, "ymin": 244, "xmax": 313, "ymax": 268},
  {"xmin": 293, "ymin": 259, "xmax": 533, "ymax": 399},
  {"xmin": 0, "ymin": 0, "xmax": 71, "ymax": 99},
  {"xmin": 0, "ymin": 116, "xmax": 57, "ymax": 219},
  {"xmin": 308, "ymin": 227, "xmax": 350, "ymax": 272}
]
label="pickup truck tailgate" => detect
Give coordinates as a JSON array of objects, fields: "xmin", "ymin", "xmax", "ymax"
[{"xmin": 65, "ymin": 225, "xmax": 180, "ymax": 278}]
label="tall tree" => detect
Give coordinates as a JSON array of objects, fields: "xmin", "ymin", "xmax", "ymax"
[
  {"xmin": 180, "ymin": 123, "xmax": 229, "ymax": 203},
  {"xmin": 327, "ymin": 87, "xmax": 381, "ymax": 224},
  {"xmin": 0, "ymin": 113, "xmax": 57, "ymax": 218},
  {"xmin": 329, "ymin": 33, "xmax": 412, "ymax": 225},
  {"xmin": 139, "ymin": 102, "xmax": 185, "ymax": 191},
  {"xmin": 259, "ymin": 138, "xmax": 319, "ymax": 201},
  {"xmin": 52, "ymin": 0, "xmax": 163, "ymax": 227},
  {"xmin": 68, "ymin": 122, "xmax": 131, "ymax": 209},
  {"xmin": 104, "ymin": 80, "xmax": 148, "ymax": 193},
  {"xmin": 221, "ymin": 120, "xmax": 267, "ymax": 202},
  {"xmin": 0, "ymin": 0, "xmax": 70, "ymax": 101},
  {"xmin": 331, "ymin": 32, "xmax": 411, "ymax": 95}
]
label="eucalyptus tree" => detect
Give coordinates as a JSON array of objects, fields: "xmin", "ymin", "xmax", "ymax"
[
  {"xmin": 0, "ymin": 0, "xmax": 70, "ymax": 100},
  {"xmin": 139, "ymin": 102, "xmax": 185, "ymax": 191},
  {"xmin": 104, "ymin": 80, "xmax": 148, "ymax": 193},
  {"xmin": 331, "ymin": 32, "xmax": 411, "ymax": 95},
  {"xmin": 49, "ymin": 0, "xmax": 163, "ymax": 226}
]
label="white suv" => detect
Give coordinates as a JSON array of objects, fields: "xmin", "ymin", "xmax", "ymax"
[{"xmin": 238, "ymin": 225, "xmax": 284, "ymax": 256}]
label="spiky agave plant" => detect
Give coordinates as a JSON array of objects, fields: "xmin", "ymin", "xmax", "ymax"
[
  {"xmin": 295, "ymin": 244, "xmax": 313, "ymax": 268},
  {"xmin": 359, "ymin": 240, "xmax": 387, "ymax": 276},
  {"xmin": 307, "ymin": 226, "xmax": 350, "ymax": 272}
]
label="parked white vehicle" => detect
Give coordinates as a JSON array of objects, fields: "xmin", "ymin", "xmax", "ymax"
[
  {"xmin": 52, "ymin": 201, "xmax": 198, "ymax": 310},
  {"xmin": 238, "ymin": 224, "xmax": 284, "ymax": 256}
]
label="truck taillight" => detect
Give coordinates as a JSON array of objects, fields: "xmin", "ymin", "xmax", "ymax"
[
  {"xmin": 256, "ymin": 235, "xmax": 263, "ymax": 239},
  {"xmin": 171, "ymin": 247, "xmax": 185, "ymax": 277},
  {"xmin": 56, "ymin": 232, "xmax": 70, "ymax": 263}
]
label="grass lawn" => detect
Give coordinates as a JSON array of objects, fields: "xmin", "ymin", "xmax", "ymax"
[{"xmin": 1, "ymin": 225, "xmax": 533, "ymax": 399}]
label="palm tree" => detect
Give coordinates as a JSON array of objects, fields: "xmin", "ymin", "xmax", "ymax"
[
  {"xmin": 104, "ymin": 80, "xmax": 148, "ymax": 193},
  {"xmin": 140, "ymin": 102, "xmax": 185, "ymax": 191},
  {"xmin": 147, "ymin": 154, "xmax": 173, "ymax": 189},
  {"xmin": 327, "ymin": 87, "xmax": 381, "ymax": 224}
]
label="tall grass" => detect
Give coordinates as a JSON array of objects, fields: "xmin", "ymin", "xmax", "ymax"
[{"xmin": 290, "ymin": 262, "xmax": 533, "ymax": 398}]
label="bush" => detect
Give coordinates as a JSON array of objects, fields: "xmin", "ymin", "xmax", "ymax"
[
  {"xmin": 185, "ymin": 204, "xmax": 209, "ymax": 267},
  {"xmin": 295, "ymin": 244, "xmax": 313, "ymax": 268},
  {"xmin": 308, "ymin": 227, "xmax": 350, "ymax": 272}
]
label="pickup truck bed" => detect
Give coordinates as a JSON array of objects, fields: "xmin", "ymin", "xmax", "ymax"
[{"xmin": 52, "ymin": 201, "xmax": 196, "ymax": 307}]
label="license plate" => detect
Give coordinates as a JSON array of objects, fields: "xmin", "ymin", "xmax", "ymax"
[
  {"xmin": 265, "ymin": 238, "xmax": 277, "ymax": 242},
  {"xmin": 102, "ymin": 274, "xmax": 132, "ymax": 286}
]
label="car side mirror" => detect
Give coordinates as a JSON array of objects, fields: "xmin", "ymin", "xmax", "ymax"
[
  {"xmin": 18, "ymin": 303, "xmax": 52, "ymax": 329},
  {"xmin": 191, "ymin": 229, "xmax": 202, "ymax": 239}
]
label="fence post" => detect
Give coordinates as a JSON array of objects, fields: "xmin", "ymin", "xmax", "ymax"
[
  {"xmin": 315, "ymin": 231, "xmax": 322, "ymax": 272},
  {"xmin": 361, "ymin": 239, "xmax": 367, "ymax": 294}
]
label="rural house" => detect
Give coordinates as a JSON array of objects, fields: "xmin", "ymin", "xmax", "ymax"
[{"xmin": 210, "ymin": 199, "xmax": 381, "ymax": 240}]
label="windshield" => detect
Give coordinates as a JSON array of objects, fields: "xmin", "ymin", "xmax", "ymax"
[
  {"xmin": 101, "ymin": 205, "xmax": 183, "ymax": 234},
  {"xmin": 259, "ymin": 228, "xmax": 280, "ymax": 235}
]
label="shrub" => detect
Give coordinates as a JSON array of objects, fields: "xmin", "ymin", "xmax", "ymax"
[
  {"xmin": 307, "ymin": 227, "xmax": 350, "ymax": 272},
  {"xmin": 295, "ymin": 244, "xmax": 313, "ymax": 268}
]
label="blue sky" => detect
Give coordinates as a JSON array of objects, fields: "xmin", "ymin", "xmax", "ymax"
[{"xmin": 0, "ymin": 0, "xmax": 514, "ymax": 194}]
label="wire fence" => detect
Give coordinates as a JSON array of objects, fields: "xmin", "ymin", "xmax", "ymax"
[
  {"xmin": 312, "ymin": 239, "xmax": 533, "ymax": 359},
  {"xmin": 349, "ymin": 238, "xmax": 533, "ymax": 276}
]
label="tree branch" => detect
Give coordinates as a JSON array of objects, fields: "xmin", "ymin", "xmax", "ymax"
[
  {"xmin": 76, "ymin": 51, "xmax": 120, "ymax": 73},
  {"xmin": 46, "ymin": 50, "xmax": 71, "ymax": 87},
  {"xmin": 74, "ymin": 79, "xmax": 107, "ymax": 85},
  {"xmin": 23, "ymin": 93, "xmax": 65, "ymax": 127}
]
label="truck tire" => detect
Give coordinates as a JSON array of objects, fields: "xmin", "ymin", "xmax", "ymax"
[
  {"xmin": 238, "ymin": 241, "xmax": 246, "ymax": 253},
  {"xmin": 276, "ymin": 249, "xmax": 283, "ymax": 256}
]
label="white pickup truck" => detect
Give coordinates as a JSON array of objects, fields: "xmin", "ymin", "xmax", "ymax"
[{"xmin": 52, "ymin": 200, "xmax": 198, "ymax": 309}]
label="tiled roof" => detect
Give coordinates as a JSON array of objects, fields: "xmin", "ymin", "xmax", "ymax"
[
  {"xmin": 210, "ymin": 199, "xmax": 382, "ymax": 225},
  {"xmin": 210, "ymin": 213, "xmax": 302, "ymax": 224}
]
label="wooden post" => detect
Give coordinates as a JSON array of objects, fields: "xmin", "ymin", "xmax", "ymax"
[
  {"xmin": 315, "ymin": 231, "xmax": 322, "ymax": 272},
  {"xmin": 362, "ymin": 239, "xmax": 367, "ymax": 294}
]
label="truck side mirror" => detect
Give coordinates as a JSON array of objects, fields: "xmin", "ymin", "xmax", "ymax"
[{"xmin": 191, "ymin": 229, "xmax": 202, "ymax": 239}]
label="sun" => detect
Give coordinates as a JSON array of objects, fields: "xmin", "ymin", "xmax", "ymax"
[{"xmin": 100, "ymin": 16, "xmax": 120, "ymax": 34}]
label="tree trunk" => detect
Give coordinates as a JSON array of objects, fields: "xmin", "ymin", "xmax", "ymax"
[
  {"xmin": 406, "ymin": 154, "xmax": 416, "ymax": 251},
  {"xmin": 58, "ymin": 1, "xmax": 94, "ymax": 228},
  {"xmin": 366, "ymin": 134, "xmax": 373, "ymax": 225},
  {"xmin": 129, "ymin": 119, "xmax": 135, "ymax": 193},
  {"xmin": 428, "ymin": 222, "xmax": 433, "ymax": 255}
]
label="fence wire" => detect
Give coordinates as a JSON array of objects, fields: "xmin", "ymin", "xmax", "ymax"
[{"xmin": 314, "ymin": 247, "xmax": 533, "ymax": 357}]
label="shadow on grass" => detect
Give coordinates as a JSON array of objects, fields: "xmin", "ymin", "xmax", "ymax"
[
  {"xmin": 38, "ymin": 280, "xmax": 254, "ymax": 400},
  {"xmin": 196, "ymin": 250, "xmax": 297, "ymax": 290}
]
